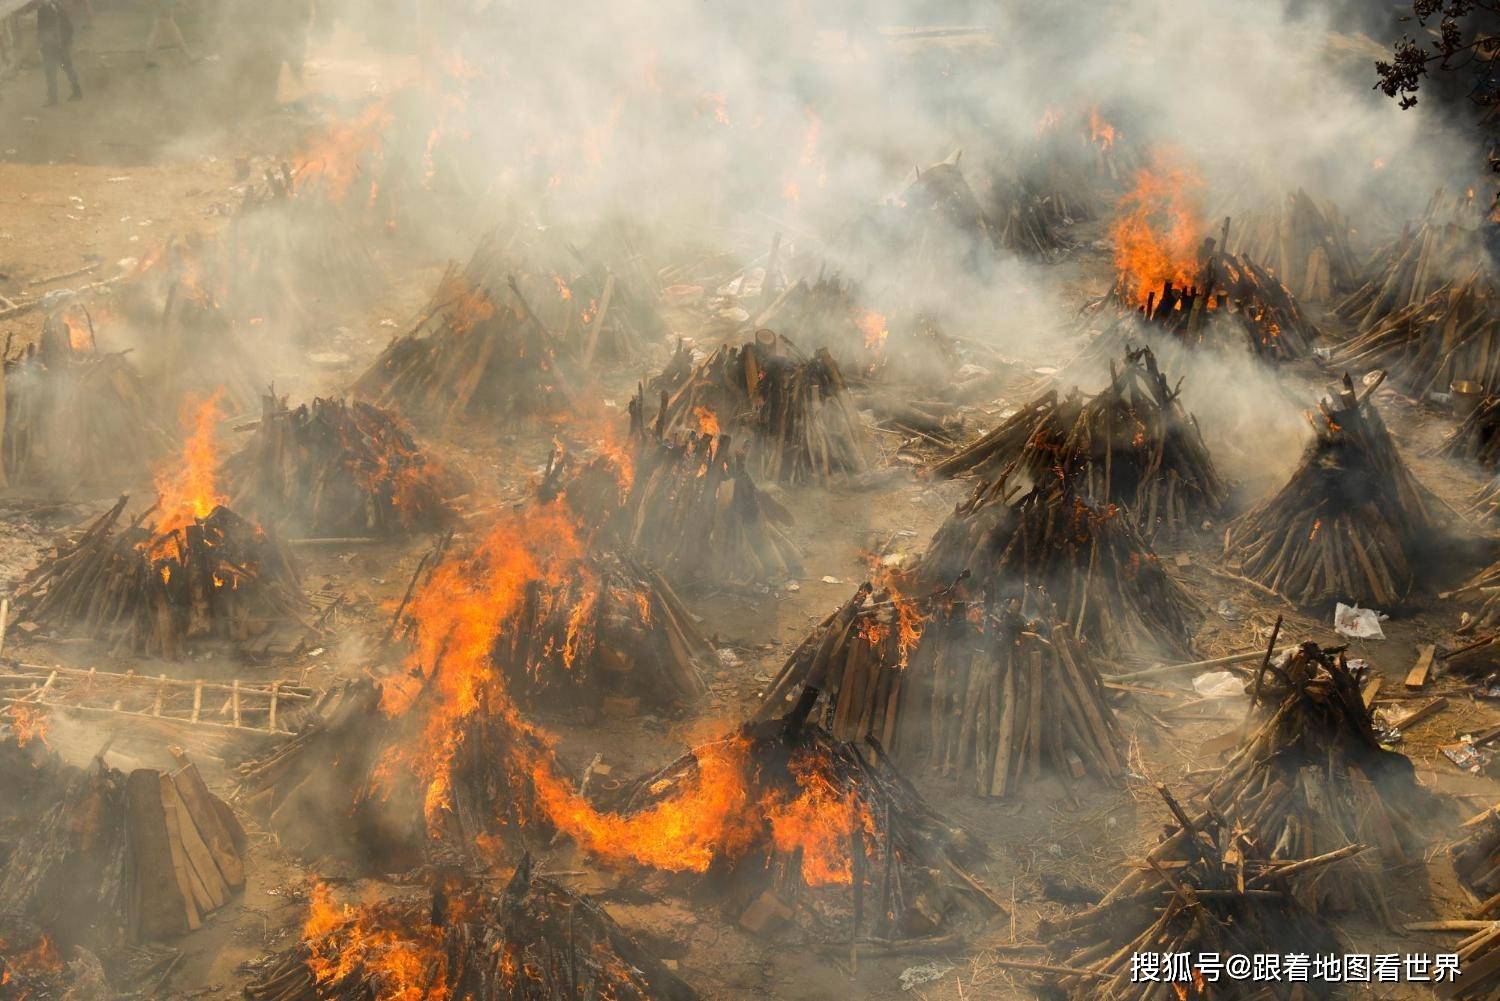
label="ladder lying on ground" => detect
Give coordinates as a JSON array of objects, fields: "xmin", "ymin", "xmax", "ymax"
[{"xmin": 0, "ymin": 662, "xmax": 319, "ymax": 737}]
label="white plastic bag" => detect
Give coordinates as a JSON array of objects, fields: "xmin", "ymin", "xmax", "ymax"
[{"xmin": 1333, "ymin": 602, "xmax": 1386, "ymax": 640}]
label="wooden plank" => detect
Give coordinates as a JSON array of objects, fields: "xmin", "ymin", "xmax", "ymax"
[
  {"xmin": 167, "ymin": 754, "xmax": 244, "ymax": 887},
  {"xmin": 1361, "ymin": 676, "xmax": 1382, "ymax": 708},
  {"xmin": 157, "ymin": 775, "xmax": 208, "ymax": 925},
  {"xmin": 1405, "ymin": 644, "xmax": 1437, "ymax": 689},
  {"xmin": 153, "ymin": 674, "xmax": 167, "ymax": 716},
  {"xmin": 268, "ymin": 682, "xmax": 279, "ymax": 732},
  {"xmin": 191, "ymin": 681, "xmax": 202, "ymax": 723},
  {"xmin": 123, "ymin": 769, "xmax": 191, "ymax": 940},
  {"xmin": 1390, "ymin": 696, "xmax": 1449, "ymax": 732},
  {"xmin": 231, "ymin": 680, "xmax": 240, "ymax": 728},
  {"xmin": 161, "ymin": 774, "xmax": 229, "ymax": 910}
]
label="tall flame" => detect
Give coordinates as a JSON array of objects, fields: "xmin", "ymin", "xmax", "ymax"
[
  {"xmin": 1108, "ymin": 151, "xmax": 1205, "ymax": 307},
  {"xmin": 153, "ymin": 392, "xmax": 227, "ymax": 537},
  {"xmin": 301, "ymin": 883, "xmax": 448, "ymax": 1001},
  {"xmin": 1087, "ymin": 106, "xmax": 1116, "ymax": 150}
]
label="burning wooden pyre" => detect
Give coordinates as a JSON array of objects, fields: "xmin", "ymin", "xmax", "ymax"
[
  {"xmin": 243, "ymin": 860, "xmax": 700, "ymax": 1001},
  {"xmin": 226, "ymin": 394, "xmax": 456, "ymax": 538},
  {"xmin": 1223, "ymin": 373, "xmax": 1452, "ymax": 609},
  {"xmin": 936, "ymin": 345, "xmax": 1226, "ymax": 541},
  {"xmin": 649, "ymin": 329, "xmax": 873, "ymax": 485}
]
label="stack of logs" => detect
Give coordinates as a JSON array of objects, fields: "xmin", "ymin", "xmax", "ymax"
[
  {"xmin": 652, "ymin": 329, "xmax": 873, "ymax": 485},
  {"xmin": 1207, "ymin": 641, "xmax": 1434, "ymax": 920},
  {"xmin": 1335, "ymin": 186, "xmax": 1487, "ymax": 332},
  {"xmin": 227, "ymin": 393, "xmax": 455, "ymax": 537},
  {"xmin": 353, "ymin": 230, "xmax": 577, "ymax": 423},
  {"xmin": 1231, "ymin": 189, "xmax": 1363, "ymax": 303},
  {"xmin": 244, "ymin": 859, "xmax": 701, "ymax": 1001},
  {"xmin": 936, "ymin": 346, "xmax": 1226, "ymax": 541},
  {"xmin": 12, "ymin": 494, "xmax": 307, "ymax": 659},
  {"xmin": 1036, "ymin": 784, "xmax": 1358, "ymax": 1000},
  {"xmin": 2, "ymin": 304, "xmax": 172, "ymax": 491},
  {"xmin": 596, "ymin": 714, "xmax": 1002, "ymax": 941},
  {"xmin": 917, "ymin": 467, "xmax": 1201, "ymax": 663},
  {"xmin": 489, "ymin": 549, "xmax": 711, "ymax": 716},
  {"xmin": 756, "ymin": 583, "xmax": 1125, "ymax": 797},
  {"xmin": 1223, "ymin": 373, "xmax": 1452, "ymax": 609},
  {"xmin": 1331, "ymin": 267, "xmax": 1496, "ymax": 398},
  {"xmin": 544, "ymin": 398, "xmax": 804, "ymax": 586},
  {"xmin": 0, "ymin": 750, "xmax": 246, "ymax": 947}
]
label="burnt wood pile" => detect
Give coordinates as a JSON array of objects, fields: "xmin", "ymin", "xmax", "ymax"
[
  {"xmin": 1206, "ymin": 641, "xmax": 1434, "ymax": 919},
  {"xmin": 0, "ymin": 750, "xmax": 246, "ymax": 949},
  {"xmin": 593, "ymin": 714, "xmax": 1002, "ymax": 942},
  {"xmin": 1, "ymin": 305, "xmax": 172, "ymax": 491},
  {"xmin": 488, "ymin": 549, "xmax": 711, "ymax": 716},
  {"xmin": 352, "ymin": 229, "xmax": 579, "ymax": 423},
  {"xmin": 936, "ymin": 346, "xmax": 1226, "ymax": 541},
  {"xmin": 983, "ymin": 171, "xmax": 1070, "ymax": 259},
  {"xmin": 227, "ymin": 394, "xmax": 456, "ymax": 537},
  {"xmin": 1223, "ymin": 373, "xmax": 1451, "ymax": 608},
  {"xmin": 1331, "ymin": 268, "xmax": 1498, "ymax": 399},
  {"xmin": 1034, "ymin": 784, "xmax": 1356, "ymax": 1000},
  {"xmin": 1335, "ymin": 187, "xmax": 1488, "ymax": 332},
  {"xmin": 756, "ymin": 584, "xmax": 1124, "ymax": 797},
  {"xmin": 650, "ymin": 329, "xmax": 873, "ymax": 485},
  {"xmin": 1232, "ymin": 189, "xmax": 1363, "ymax": 303},
  {"xmin": 243, "ymin": 860, "xmax": 701, "ymax": 1001},
  {"xmin": 12, "ymin": 495, "xmax": 308, "ymax": 659},
  {"xmin": 1451, "ymin": 802, "xmax": 1500, "ymax": 909},
  {"xmin": 0, "ymin": 919, "xmax": 70, "ymax": 997},
  {"xmin": 917, "ymin": 468, "xmax": 1202, "ymax": 662}
]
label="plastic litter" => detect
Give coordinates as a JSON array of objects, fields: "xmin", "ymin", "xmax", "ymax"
[{"xmin": 1333, "ymin": 603, "xmax": 1386, "ymax": 640}]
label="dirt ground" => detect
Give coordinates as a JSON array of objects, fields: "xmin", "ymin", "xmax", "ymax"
[{"xmin": 1, "ymin": 11, "xmax": 1498, "ymax": 1001}]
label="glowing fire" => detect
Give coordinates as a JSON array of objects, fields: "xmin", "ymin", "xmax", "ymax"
[
  {"xmin": 1108, "ymin": 150, "xmax": 1205, "ymax": 307},
  {"xmin": 295, "ymin": 98, "xmax": 395, "ymax": 202},
  {"xmin": 1087, "ymin": 106, "xmax": 1116, "ymax": 150},
  {"xmin": 855, "ymin": 310, "xmax": 889, "ymax": 354},
  {"xmin": 153, "ymin": 393, "xmax": 227, "ymax": 538},
  {"xmin": 692, "ymin": 406, "xmax": 721, "ymax": 438},
  {"xmin": 1035, "ymin": 107, "xmax": 1062, "ymax": 134},
  {"xmin": 767, "ymin": 748, "xmax": 877, "ymax": 886},
  {"xmin": 6, "ymin": 704, "xmax": 49, "ymax": 748},
  {"xmin": 301, "ymin": 883, "xmax": 448, "ymax": 1001}
]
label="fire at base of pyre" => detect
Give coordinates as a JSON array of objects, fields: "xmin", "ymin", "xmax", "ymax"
[
  {"xmin": 11, "ymin": 494, "xmax": 306, "ymax": 659},
  {"xmin": 1223, "ymin": 372, "xmax": 1460, "ymax": 610},
  {"xmin": 1034, "ymin": 785, "xmax": 1354, "ymax": 1001},
  {"xmin": 2, "ymin": 304, "xmax": 173, "ymax": 493},
  {"xmin": 1205, "ymin": 641, "xmax": 1440, "ymax": 922},
  {"xmin": 243, "ymin": 858, "xmax": 700, "ymax": 1001},
  {"xmin": 937, "ymin": 345, "xmax": 1227, "ymax": 542},
  {"xmin": 226, "ymin": 394, "xmax": 458, "ymax": 538},
  {"xmin": 0, "ymin": 750, "xmax": 247, "ymax": 954},
  {"xmin": 541, "ymin": 397, "xmax": 804, "ymax": 587},
  {"xmin": 570, "ymin": 714, "xmax": 1001, "ymax": 942},
  {"xmin": 917, "ymin": 465, "xmax": 1202, "ymax": 664},
  {"xmin": 757, "ymin": 580, "xmax": 1124, "ymax": 798},
  {"xmin": 649, "ymin": 329, "xmax": 873, "ymax": 485},
  {"xmin": 0, "ymin": 919, "xmax": 71, "ymax": 1000}
]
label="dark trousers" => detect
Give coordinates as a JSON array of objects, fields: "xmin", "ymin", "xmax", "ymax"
[{"xmin": 42, "ymin": 44, "xmax": 81, "ymax": 103}]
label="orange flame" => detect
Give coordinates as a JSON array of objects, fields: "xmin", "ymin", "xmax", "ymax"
[
  {"xmin": 295, "ymin": 98, "xmax": 395, "ymax": 202},
  {"xmin": 1087, "ymin": 106, "xmax": 1116, "ymax": 150},
  {"xmin": 1108, "ymin": 150, "xmax": 1205, "ymax": 307},
  {"xmin": 153, "ymin": 392, "xmax": 227, "ymax": 538},
  {"xmin": 692, "ymin": 406, "xmax": 721, "ymax": 439},
  {"xmin": 6, "ymin": 704, "xmax": 49, "ymax": 748},
  {"xmin": 1035, "ymin": 107, "xmax": 1062, "ymax": 135},
  {"xmin": 855, "ymin": 310, "xmax": 889, "ymax": 354},
  {"xmin": 301, "ymin": 883, "xmax": 448, "ymax": 1000}
]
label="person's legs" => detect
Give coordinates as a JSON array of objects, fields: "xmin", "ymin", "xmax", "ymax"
[
  {"xmin": 60, "ymin": 45, "xmax": 80, "ymax": 99},
  {"xmin": 42, "ymin": 48, "xmax": 59, "ymax": 105}
]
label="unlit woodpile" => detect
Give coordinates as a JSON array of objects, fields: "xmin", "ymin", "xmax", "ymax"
[
  {"xmin": 653, "ymin": 329, "xmax": 873, "ymax": 485},
  {"xmin": 227, "ymin": 394, "xmax": 455, "ymax": 537},
  {"xmin": 1441, "ymin": 394, "xmax": 1500, "ymax": 469},
  {"xmin": 1336, "ymin": 187, "xmax": 1487, "ymax": 332},
  {"xmin": 756, "ymin": 584, "xmax": 1124, "ymax": 797},
  {"xmin": 1036, "ymin": 785, "xmax": 1356, "ymax": 1001},
  {"xmin": 243, "ymin": 859, "xmax": 701, "ymax": 1001},
  {"xmin": 917, "ymin": 470, "xmax": 1201, "ymax": 662},
  {"xmin": 12, "ymin": 496, "xmax": 307, "ymax": 659},
  {"xmin": 1331, "ymin": 269, "xmax": 1498, "ymax": 399},
  {"xmin": 0, "ymin": 752, "xmax": 246, "ymax": 947},
  {"xmin": 1223, "ymin": 373, "xmax": 1449, "ymax": 608},
  {"xmin": 1232, "ymin": 189, "xmax": 1362, "ymax": 302},
  {"xmin": 1451, "ymin": 803, "xmax": 1500, "ymax": 906},
  {"xmin": 2, "ymin": 306, "xmax": 171, "ymax": 491},
  {"xmin": 1207, "ymin": 641, "xmax": 1433, "ymax": 919},
  {"xmin": 937, "ymin": 346, "xmax": 1226, "ymax": 540},
  {"xmin": 985, "ymin": 172, "xmax": 1069, "ymax": 258},
  {"xmin": 352, "ymin": 229, "xmax": 578, "ymax": 423},
  {"xmin": 596, "ymin": 714, "xmax": 1001, "ymax": 941},
  {"xmin": 491, "ymin": 550, "xmax": 710, "ymax": 715}
]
